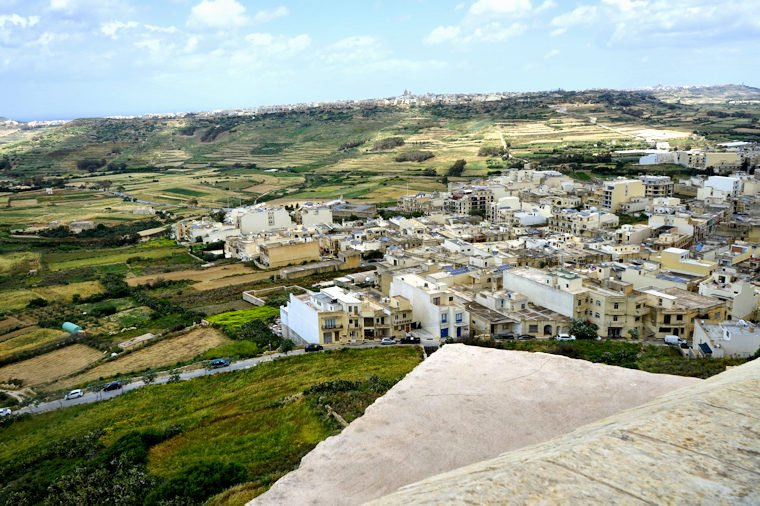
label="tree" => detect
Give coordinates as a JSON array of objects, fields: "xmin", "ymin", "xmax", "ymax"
[
  {"xmin": 448, "ymin": 159, "xmax": 467, "ymax": 177},
  {"xmin": 187, "ymin": 198, "xmax": 198, "ymax": 207},
  {"xmin": 569, "ymin": 319, "xmax": 599, "ymax": 340},
  {"xmin": 280, "ymin": 339, "xmax": 295, "ymax": 354},
  {"xmin": 422, "ymin": 167, "xmax": 437, "ymax": 176},
  {"xmin": 142, "ymin": 370, "xmax": 157, "ymax": 385}
]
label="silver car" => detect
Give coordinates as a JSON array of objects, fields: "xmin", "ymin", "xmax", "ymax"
[{"xmin": 64, "ymin": 389, "xmax": 84, "ymax": 400}]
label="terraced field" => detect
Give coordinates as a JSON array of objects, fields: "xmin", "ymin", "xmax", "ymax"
[
  {"xmin": 51, "ymin": 327, "xmax": 231, "ymax": 391},
  {"xmin": 0, "ymin": 344, "xmax": 103, "ymax": 386},
  {"xmin": 0, "ymin": 327, "xmax": 65, "ymax": 360},
  {"xmin": 0, "ymin": 281, "xmax": 103, "ymax": 311}
]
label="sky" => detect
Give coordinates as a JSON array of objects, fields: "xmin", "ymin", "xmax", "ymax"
[{"xmin": 1, "ymin": 0, "xmax": 759, "ymax": 120}]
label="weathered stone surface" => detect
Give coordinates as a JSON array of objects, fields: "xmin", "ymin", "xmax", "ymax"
[
  {"xmin": 371, "ymin": 358, "xmax": 760, "ymax": 506},
  {"xmin": 251, "ymin": 344, "xmax": 698, "ymax": 506}
]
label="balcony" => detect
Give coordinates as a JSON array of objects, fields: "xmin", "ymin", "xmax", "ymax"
[{"xmin": 321, "ymin": 323, "xmax": 344, "ymax": 330}]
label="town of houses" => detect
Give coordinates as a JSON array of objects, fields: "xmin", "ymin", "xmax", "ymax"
[{"xmin": 175, "ymin": 160, "xmax": 760, "ymax": 360}]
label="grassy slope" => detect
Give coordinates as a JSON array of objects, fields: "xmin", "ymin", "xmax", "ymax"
[{"xmin": 0, "ymin": 347, "xmax": 422, "ymax": 500}]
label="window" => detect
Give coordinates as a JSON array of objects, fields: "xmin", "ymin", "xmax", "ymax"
[
  {"xmin": 664, "ymin": 315, "xmax": 671, "ymax": 324},
  {"xmin": 596, "ymin": 300, "xmax": 601, "ymax": 306},
  {"xmin": 613, "ymin": 315, "xmax": 618, "ymax": 322},
  {"xmin": 455, "ymin": 313, "xmax": 463, "ymax": 323},
  {"xmin": 676, "ymin": 314, "xmax": 683, "ymax": 321},
  {"xmin": 529, "ymin": 324, "xmax": 538, "ymax": 333},
  {"xmin": 441, "ymin": 313, "xmax": 448, "ymax": 324},
  {"xmin": 324, "ymin": 319, "xmax": 336, "ymax": 329},
  {"xmin": 433, "ymin": 297, "xmax": 440, "ymax": 306},
  {"xmin": 613, "ymin": 303, "xmax": 619, "ymax": 310},
  {"xmin": 449, "ymin": 296, "xmax": 453, "ymax": 302},
  {"xmin": 595, "ymin": 312, "xmax": 600, "ymax": 318}
]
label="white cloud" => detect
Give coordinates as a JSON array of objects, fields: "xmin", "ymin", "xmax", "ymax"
[
  {"xmin": 253, "ymin": 6, "xmax": 289, "ymax": 24},
  {"xmin": 0, "ymin": 14, "xmax": 40, "ymax": 29},
  {"xmin": 549, "ymin": 0, "xmax": 760, "ymax": 47},
  {"xmin": 424, "ymin": 21, "xmax": 523, "ymax": 44},
  {"xmin": 427, "ymin": 0, "xmax": 549, "ymax": 45},
  {"xmin": 101, "ymin": 21, "xmax": 177, "ymax": 39},
  {"xmin": 469, "ymin": 0, "xmax": 533, "ymax": 16},
  {"xmin": 550, "ymin": 4, "xmax": 597, "ymax": 28},
  {"xmin": 245, "ymin": 32, "xmax": 310, "ymax": 55},
  {"xmin": 184, "ymin": 35, "xmax": 199, "ymax": 53},
  {"xmin": 101, "ymin": 21, "xmax": 139, "ymax": 39},
  {"xmin": 544, "ymin": 48, "xmax": 559, "ymax": 59},
  {"xmin": 424, "ymin": 25, "xmax": 460, "ymax": 44},
  {"xmin": 188, "ymin": 0, "xmax": 247, "ymax": 29}
]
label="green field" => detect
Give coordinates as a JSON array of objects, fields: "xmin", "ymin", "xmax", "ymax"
[
  {"xmin": 0, "ymin": 327, "xmax": 65, "ymax": 360},
  {"xmin": 0, "ymin": 347, "xmax": 422, "ymax": 505},
  {"xmin": 162, "ymin": 187, "xmax": 207, "ymax": 197},
  {"xmin": 45, "ymin": 244, "xmax": 187, "ymax": 271},
  {"xmin": 205, "ymin": 306, "xmax": 279, "ymax": 329}
]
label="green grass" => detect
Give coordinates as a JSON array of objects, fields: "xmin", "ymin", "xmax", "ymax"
[
  {"xmin": 45, "ymin": 245, "xmax": 186, "ymax": 271},
  {"xmin": 467, "ymin": 339, "xmax": 749, "ymax": 378},
  {"xmin": 162, "ymin": 188, "xmax": 207, "ymax": 197},
  {"xmin": 205, "ymin": 306, "xmax": 279, "ymax": 329},
  {"xmin": 0, "ymin": 347, "xmax": 422, "ymax": 502}
]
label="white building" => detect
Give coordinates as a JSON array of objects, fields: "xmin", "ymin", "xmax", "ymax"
[
  {"xmin": 698, "ymin": 268, "xmax": 758, "ymax": 320},
  {"xmin": 238, "ymin": 207, "xmax": 293, "ymax": 234},
  {"xmin": 503, "ymin": 267, "xmax": 587, "ymax": 319},
  {"xmin": 301, "ymin": 207, "xmax": 333, "ymax": 227},
  {"xmin": 390, "ymin": 273, "xmax": 469, "ymax": 340},
  {"xmin": 693, "ymin": 320, "xmax": 760, "ymax": 358}
]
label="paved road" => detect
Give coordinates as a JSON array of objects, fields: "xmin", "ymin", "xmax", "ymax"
[
  {"xmin": 16, "ymin": 341, "xmax": 395, "ymax": 416},
  {"xmin": 17, "ymin": 349, "xmax": 308, "ymax": 415}
]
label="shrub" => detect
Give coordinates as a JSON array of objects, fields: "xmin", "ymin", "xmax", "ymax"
[
  {"xmin": 26, "ymin": 297, "xmax": 49, "ymax": 308},
  {"xmin": 373, "ymin": 137, "xmax": 405, "ymax": 150},
  {"xmin": 395, "ymin": 150, "xmax": 434, "ymax": 163},
  {"xmin": 145, "ymin": 461, "xmax": 248, "ymax": 505}
]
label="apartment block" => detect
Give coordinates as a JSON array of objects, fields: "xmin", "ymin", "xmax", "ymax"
[
  {"xmin": 503, "ymin": 267, "xmax": 587, "ymax": 319},
  {"xmin": 549, "ymin": 208, "xmax": 619, "ymax": 237},
  {"xmin": 640, "ymin": 287, "xmax": 726, "ymax": 340},
  {"xmin": 698, "ymin": 267, "xmax": 758, "ymax": 320},
  {"xmin": 280, "ymin": 286, "xmax": 413, "ymax": 345},
  {"xmin": 390, "ymin": 273, "xmax": 470, "ymax": 340},
  {"xmin": 601, "ymin": 178, "xmax": 645, "ymax": 213},
  {"xmin": 639, "ymin": 175, "xmax": 674, "ymax": 198}
]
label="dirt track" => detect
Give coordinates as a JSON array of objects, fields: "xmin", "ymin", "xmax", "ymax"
[{"xmin": 127, "ymin": 264, "xmax": 274, "ymax": 291}]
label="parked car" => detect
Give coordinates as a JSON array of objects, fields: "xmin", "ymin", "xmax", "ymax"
[
  {"xmin": 0, "ymin": 407, "xmax": 11, "ymax": 417},
  {"xmin": 102, "ymin": 381, "xmax": 122, "ymax": 392},
  {"xmin": 380, "ymin": 337, "xmax": 396, "ymax": 345},
  {"xmin": 64, "ymin": 389, "xmax": 84, "ymax": 400},
  {"xmin": 399, "ymin": 336, "xmax": 421, "ymax": 344},
  {"xmin": 495, "ymin": 333, "xmax": 515, "ymax": 340},
  {"xmin": 555, "ymin": 333, "xmax": 576, "ymax": 341},
  {"xmin": 517, "ymin": 334, "xmax": 536, "ymax": 340},
  {"xmin": 210, "ymin": 358, "xmax": 230, "ymax": 368},
  {"xmin": 304, "ymin": 343, "xmax": 324, "ymax": 352},
  {"xmin": 664, "ymin": 335, "xmax": 687, "ymax": 346}
]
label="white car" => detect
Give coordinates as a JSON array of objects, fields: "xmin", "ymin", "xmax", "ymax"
[
  {"xmin": 0, "ymin": 407, "xmax": 11, "ymax": 417},
  {"xmin": 64, "ymin": 389, "xmax": 84, "ymax": 400},
  {"xmin": 380, "ymin": 338, "xmax": 396, "ymax": 345},
  {"xmin": 555, "ymin": 333, "xmax": 576, "ymax": 341}
]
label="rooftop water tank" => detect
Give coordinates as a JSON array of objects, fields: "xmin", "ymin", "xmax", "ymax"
[{"xmin": 62, "ymin": 322, "xmax": 82, "ymax": 334}]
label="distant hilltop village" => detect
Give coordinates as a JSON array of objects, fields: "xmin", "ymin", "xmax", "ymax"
[{"xmin": 5, "ymin": 84, "xmax": 757, "ymax": 125}]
